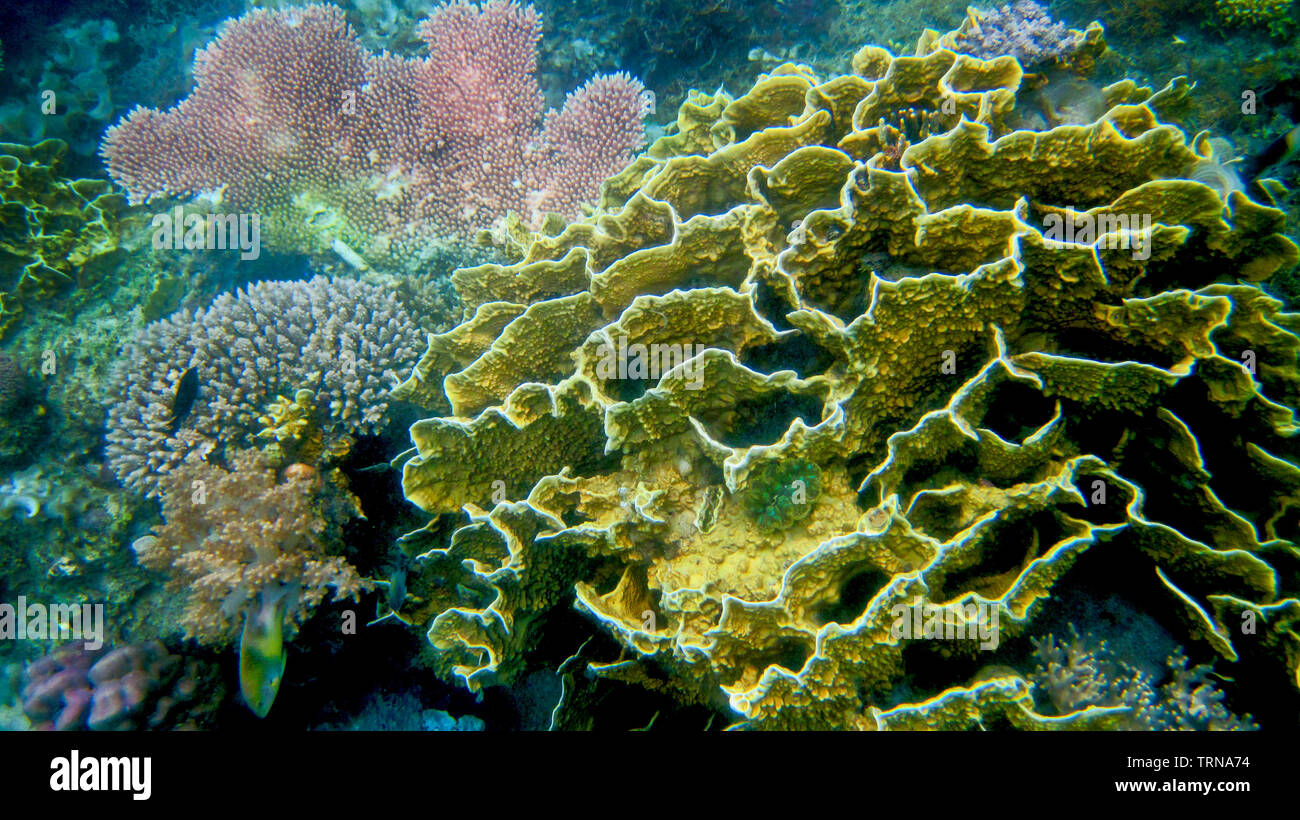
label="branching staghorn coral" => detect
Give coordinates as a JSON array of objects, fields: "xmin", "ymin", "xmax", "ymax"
[{"xmin": 105, "ymin": 275, "xmax": 423, "ymax": 496}]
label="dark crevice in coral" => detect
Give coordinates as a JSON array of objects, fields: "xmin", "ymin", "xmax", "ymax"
[
  {"xmin": 979, "ymin": 378, "xmax": 1056, "ymax": 442},
  {"xmin": 588, "ymin": 560, "xmax": 627, "ymax": 596},
  {"xmin": 895, "ymin": 448, "xmax": 979, "ymax": 502},
  {"xmin": 567, "ymin": 448, "xmax": 625, "ymax": 482},
  {"xmin": 1108, "ymin": 417, "xmax": 1243, "ymax": 547},
  {"xmin": 932, "ymin": 510, "xmax": 1063, "ymax": 601},
  {"xmin": 812, "ymin": 566, "xmax": 891, "ymax": 627},
  {"xmin": 916, "ymin": 353, "xmax": 990, "ymax": 418},
  {"xmin": 907, "ymin": 493, "xmax": 969, "ymax": 543},
  {"xmin": 890, "ymin": 640, "xmax": 990, "ymax": 709},
  {"xmin": 1048, "ymin": 326, "xmax": 1184, "ymax": 370},
  {"xmin": 1135, "ymin": 242, "xmax": 1258, "ymax": 298},
  {"xmin": 751, "ymin": 638, "xmax": 813, "ymax": 677},
  {"xmin": 559, "ymin": 505, "xmax": 591, "ymax": 528},
  {"xmin": 802, "ymin": 267, "xmax": 877, "ymax": 325},
  {"xmin": 1058, "ymin": 401, "xmax": 1128, "ymax": 459},
  {"xmin": 602, "ymin": 370, "xmax": 652, "ymax": 402},
  {"xmin": 739, "ymin": 331, "xmax": 835, "ymax": 379},
  {"xmin": 1163, "ymin": 376, "xmax": 1289, "ymax": 534},
  {"xmin": 1058, "ymin": 473, "xmax": 1131, "ymax": 525},
  {"xmin": 1268, "ymin": 508, "xmax": 1300, "ymax": 546},
  {"xmin": 751, "ymin": 276, "xmax": 798, "ymax": 330},
  {"xmin": 704, "ymin": 391, "xmax": 825, "ymax": 449}
]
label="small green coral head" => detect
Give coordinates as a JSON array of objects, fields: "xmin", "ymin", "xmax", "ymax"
[
  {"xmin": 741, "ymin": 459, "xmax": 824, "ymax": 534},
  {"xmin": 1215, "ymin": 0, "xmax": 1295, "ymax": 27},
  {"xmin": 239, "ymin": 584, "xmax": 290, "ymax": 719}
]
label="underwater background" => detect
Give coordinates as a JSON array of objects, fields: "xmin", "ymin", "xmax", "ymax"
[{"xmin": 0, "ymin": 0, "xmax": 1298, "ymax": 731}]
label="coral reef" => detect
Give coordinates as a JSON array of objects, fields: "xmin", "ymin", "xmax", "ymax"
[
  {"xmin": 133, "ymin": 448, "xmax": 365, "ymax": 647},
  {"xmin": 100, "ymin": 2, "xmax": 651, "ymax": 269},
  {"xmin": 0, "ymin": 139, "xmax": 140, "ymax": 339},
  {"xmin": 1030, "ymin": 627, "xmax": 1257, "ymax": 729},
  {"xmin": 0, "ymin": 466, "xmax": 82, "ymax": 521},
  {"xmin": 950, "ymin": 1, "xmax": 1082, "ymax": 65},
  {"xmin": 19, "ymin": 641, "xmax": 220, "ymax": 730},
  {"xmin": 104, "ymin": 275, "xmax": 423, "ymax": 495},
  {"xmin": 0, "ymin": 353, "xmax": 29, "ymax": 416},
  {"xmin": 0, "ymin": 0, "xmax": 1295, "ymax": 737},
  {"xmin": 390, "ymin": 17, "xmax": 1300, "ymax": 729},
  {"xmin": 315, "ymin": 689, "xmax": 485, "ymax": 731},
  {"xmin": 0, "ymin": 352, "xmax": 44, "ymax": 465},
  {"xmin": 0, "ymin": 20, "xmax": 122, "ymax": 162},
  {"xmin": 1215, "ymin": 0, "xmax": 1296, "ymax": 28},
  {"xmin": 0, "ymin": 460, "xmax": 153, "ymax": 626}
]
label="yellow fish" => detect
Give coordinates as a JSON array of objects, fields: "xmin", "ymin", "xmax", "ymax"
[{"xmin": 239, "ymin": 587, "xmax": 290, "ymax": 718}]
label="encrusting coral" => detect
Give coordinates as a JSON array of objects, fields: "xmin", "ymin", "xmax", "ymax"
[{"xmin": 388, "ymin": 9, "xmax": 1300, "ymax": 730}]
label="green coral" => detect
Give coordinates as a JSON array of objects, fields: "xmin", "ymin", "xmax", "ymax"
[
  {"xmin": 1215, "ymin": 0, "xmax": 1295, "ymax": 28},
  {"xmin": 0, "ymin": 139, "xmax": 138, "ymax": 339},
  {"xmin": 741, "ymin": 459, "xmax": 824, "ymax": 534}
]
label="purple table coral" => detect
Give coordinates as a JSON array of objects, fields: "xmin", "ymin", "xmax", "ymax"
[
  {"xmin": 951, "ymin": 1, "xmax": 1080, "ymax": 65},
  {"xmin": 100, "ymin": 2, "xmax": 652, "ymax": 267}
]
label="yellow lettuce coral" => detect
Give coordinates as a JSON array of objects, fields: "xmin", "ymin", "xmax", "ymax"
[
  {"xmin": 396, "ymin": 20, "xmax": 1300, "ymax": 729},
  {"xmin": 0, "ymin": 139, "xmax": 138, "ymax": 338}
]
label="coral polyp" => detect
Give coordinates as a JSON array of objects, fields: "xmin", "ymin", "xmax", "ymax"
[{"xmin": 741, "ymin": 459, "xmax": 824, "ymax": 534}]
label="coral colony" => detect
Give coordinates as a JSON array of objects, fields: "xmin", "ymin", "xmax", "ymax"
[
  {"xmin": 105, "ymin": 275, "xmax": 422, "ymax": 493},
  {"xmin": 100, "ymin": 2, "xmax": 651, "ymax": 269},
  {"xmin": 0, "ymin": 0, "xmax": 1297, "ymax": 733}
]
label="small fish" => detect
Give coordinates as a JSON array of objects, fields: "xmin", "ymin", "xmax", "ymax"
[
  {"xmin": 1243, "ymin": 122, "xmax": 1300, "ymax": 181},
  {"xmin": 239, "ymin": 585, "xmax": 291, "ymax": 719},
  {"xmin": 164, "ymin": 366, "xmax": 199, "ymax": 434},
  {"xmin": 1171, "ymin": 35, "xmax": 1187, "ymax": 45},
  {"xmin": 385, "ymin": 565, "xmax": 408, "ymax": 613}
]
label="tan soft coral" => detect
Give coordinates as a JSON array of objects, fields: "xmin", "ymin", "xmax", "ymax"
[{"xmin": 133, "ymin": 449, "xmax": 366, "ymax": 645}]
